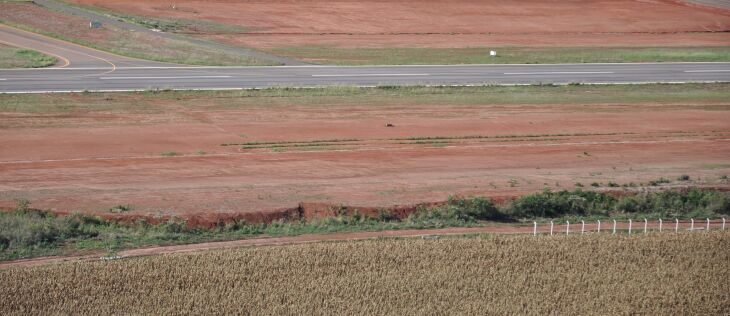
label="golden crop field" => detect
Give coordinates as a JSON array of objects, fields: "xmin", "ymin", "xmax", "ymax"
[{"xmin": 1, "ymin": 232, "xmax": 728, "ymax": 315}]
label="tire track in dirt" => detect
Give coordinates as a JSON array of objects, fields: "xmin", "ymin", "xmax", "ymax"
[
  {"xmin": 0, "ymin": 220, "xmax": 721, "ymax": 270},
  {"xmin": 1, "ymin": 136, "xmax": 727, "ymax": 165}
]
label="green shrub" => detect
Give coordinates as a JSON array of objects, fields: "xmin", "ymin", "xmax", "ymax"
[
  {"xmin": 505, "ymin": 189, "xmax": 615, "ymax": 218},
  {"xmin": 0, "ymin": 210, "xmax": 100, "ymax": 251}
]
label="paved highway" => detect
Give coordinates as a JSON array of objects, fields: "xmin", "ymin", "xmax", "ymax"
[
  {"xmin": 2, "ymin": 63, "xmax": 730, "ymax": 93},
  {"xmin": 1, "ymin": 25, "xmax": 729, "ymax": 93}
]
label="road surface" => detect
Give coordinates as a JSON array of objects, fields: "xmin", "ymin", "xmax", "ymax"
[{"xmin": 1, "ymin": 24, "xmax": 730, "ymax": 93}]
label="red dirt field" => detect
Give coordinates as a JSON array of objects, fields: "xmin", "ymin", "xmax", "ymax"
[
  {"xmin": 68, "ymin": 0, "xmax": 730, "ymax": 48},
  {"xmin": 1, "ymin": 94, "xmax": 730, "ymax": 224}
]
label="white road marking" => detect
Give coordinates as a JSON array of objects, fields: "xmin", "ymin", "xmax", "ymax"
[
  {"xmin": 312, "ymin": 73, "xmax": 430, "ymax": 77},
  {"xmin": 100, "ymin": 76, "xmax": 232, "ymax": 80},
  {"xmin": 503, "ymin": 71, "xmax": 614, "ymax": 75},
  {"xmin": 684, "ymin": 70, "xmax": 730, "ymax": 73},
  {"xmin": 0, "ymin": 78, "xmax": 6, "ymax": 81}
]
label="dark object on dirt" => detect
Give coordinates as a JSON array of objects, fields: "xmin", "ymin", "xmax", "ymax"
[{"xmin": 386, "ymin": 123, "xmax": 394, "ymax": 127}]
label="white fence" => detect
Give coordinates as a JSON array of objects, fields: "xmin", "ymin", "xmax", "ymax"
[{"xmin": 533, "ymin": 218, "xmax": 726, "ymax": 236}]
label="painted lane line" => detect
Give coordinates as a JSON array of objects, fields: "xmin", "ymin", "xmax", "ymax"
[
  {"xmin": 684, "ymin": 70, "xmax": 730, "ymax": 73},
  {"xmin": 312, "ymin": 73, "xmax": 430, "ymax": 77},
  {"xmin": 100, "ymin": 76, "xmax": 233, "ymax": 80},
  {"xmin": 503, "ymin": 71, "xmax": 614, "ymax": 75},
  {"xmin": 0, "ymin": 79, "xmax": 6, "ymax": 81}
]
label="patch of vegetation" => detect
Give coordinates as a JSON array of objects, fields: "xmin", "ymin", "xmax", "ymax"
[
  {"xmin": 648, "ymin": 177, "xmax": 672, "ymax": 186},
  {"xmin": 108, "ymin": 205, "xmax": 133, "ymax": 213},
  {"xmin": 270, "ymin": 45, "xmax": 730, "ymax": 65},
  {"xmin": 0, "ymin": 45, "xmax": 56, "ymax": 68},
  {"xmin": 1, "ymin": 188, "xmax": 727, "ymax": 261},
  {"xmin": 2, "ymin": 83, "xmax": 729, "ymax": 116},
  {"xmin": 160, "ymin": 151, "xmax": 180, "ymax": 157}
]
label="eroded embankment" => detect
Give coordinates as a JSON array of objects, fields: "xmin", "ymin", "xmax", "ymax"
[{"xmin": 9, "ymin": 186, "xmax": 727, "ymax": 229}]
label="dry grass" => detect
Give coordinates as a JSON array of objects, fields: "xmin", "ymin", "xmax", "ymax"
[{"xmin": 1, "ymin": 232, "xmax": 728, "ymax": 315}]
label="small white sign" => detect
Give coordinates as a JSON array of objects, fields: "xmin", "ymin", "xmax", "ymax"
[{"xmin": 489, "ymin": 50, "xmax": 497, "ymax": 57}]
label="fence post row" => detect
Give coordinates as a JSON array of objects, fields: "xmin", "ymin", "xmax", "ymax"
[{"xmin": 542, "ymin": 218, "xmax": 726, "ymax": 237}]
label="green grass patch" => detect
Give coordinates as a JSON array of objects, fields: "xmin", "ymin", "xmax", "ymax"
[
  {"xmin": 0, "ymin": 45, "xmax": 56, "ymax": 68},
  {"xmin": 270, "ymin": 46, "xmax": 730, "ymax": 65}
]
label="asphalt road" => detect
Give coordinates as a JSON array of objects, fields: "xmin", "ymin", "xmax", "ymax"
[{"xmin": 1, "ymin": 24, "xmax": 729, "ymax": 93}]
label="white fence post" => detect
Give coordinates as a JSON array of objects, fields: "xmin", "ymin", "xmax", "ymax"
[
  {"xmin": 534, "ymin": 221, "xmax": 537, "ymax": 236},
  {"xmin": 581, "ymin": 220, "xmax": 585, "ymax": 235},
  {"xmin": 613, "ymin": 219, "xmax": 617, "ymax": 235},
  {"xmin": 690, "ymin": 218, "xmax": 694, "ymax": 231},
  {"xmin": 675, "ymin": 218, "xmax": 679, "ymax": 233},
  {"xmin": 628, "ymin": 219, "xmax": 632, "ymax": 235},
  {"xmin": 597, "ymin": 220, "xmax": 601, "ymax": 233},
  {"xmin": 550, "ymin": 221, "xmax": 554, "ymax": 236},
  {"xmin": 659, "ymin": 219, "xmax": 663, "ymax": 232},
  {"xmin": 723, "ymin": 218, "xmax": 726, "ymax": 230},
  {"xmin": 706, "ymin": 218, "xmax": 710, "ymax": 231},
  {"xmin": 644, "ymin": 218, "xmax": 648, "ymax": 234},
  {"xmin": 566, "ymin": 221, "xmax": 570, "ymax": 235}
]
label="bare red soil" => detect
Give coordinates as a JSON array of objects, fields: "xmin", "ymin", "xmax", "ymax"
[
  {"xmin": 69, "ymin": 0, "xmax": 730, "ymax": 48},
  {"xmin": 1, "ymin": 98, "xmax": 729, "ymax": 224}
]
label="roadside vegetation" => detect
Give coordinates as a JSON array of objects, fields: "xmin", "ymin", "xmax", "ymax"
[
  {"xmin": 0, "ymin": 2, "xmax": 274, "ymax": 66},
  {"xmin": 270, "ymin": 45, "xmax": 730, "ymax": 65},
  {"xmin": 1, "ymin": 83, "xmax": 729, "ymax": 116},
  {"xmin": 1, "ymin": 232, "xmax": 727, "ymax": 314},
  {"xmin": 0, "ymin": 44, "xmax": 56, "ymax": 68},
  {"xmin": 1, "ymin": 188, "xmax": 727, "ymax": 261}
]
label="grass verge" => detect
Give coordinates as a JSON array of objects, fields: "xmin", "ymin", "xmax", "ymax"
[
  {"xmin": 0, "ymin": 44, "xmax": 56, "ymax": 68},
  {"xmin": 1, "ymin": 83, "xmax": 729, "ymax": 115},
  {"xmin": 1, "ymin": 188, "xmax": 727, "ymax": 261},
  {"xmin": 270, "ymin": 45, "xmax": 730, "ymax": 65}
]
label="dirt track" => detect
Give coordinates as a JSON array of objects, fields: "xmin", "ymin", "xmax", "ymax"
[
  {"xmin": 0, "ymin": 220, "xmax": 721, "ymax": 270},
  {"xmin": 69, "ymin": 0, "xmax": 730, "ymax": 48}
]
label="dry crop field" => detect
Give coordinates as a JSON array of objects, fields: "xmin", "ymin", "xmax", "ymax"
[
  {"xmin": 1, "ymin": 84, "xmax": 729, "ymax": 221},
  {"xmin": 1, "ymin": 232, "xmax": 727, "ymax": 314}
]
